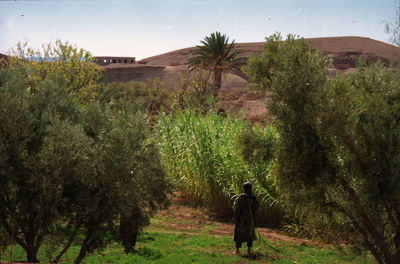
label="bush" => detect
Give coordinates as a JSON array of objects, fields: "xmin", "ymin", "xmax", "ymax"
[{"xmin": 97, "ymin": 77, "xmax": 173, "ymax": 115}]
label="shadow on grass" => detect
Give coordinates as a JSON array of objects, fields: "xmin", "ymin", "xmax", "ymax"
[
  {"xmin": 241, "ymin": 251, "xmax": 283, "ymax": 261},
  {"xmin": 137, "ymin": 233, "xmax": 156, "ymax": 243},
  {"xmin": 136, "ymin": 247, "xmax": 162, "ymax": 260}
]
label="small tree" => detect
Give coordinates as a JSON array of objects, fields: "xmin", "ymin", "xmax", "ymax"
[
  {"xmin": 188, "ymin": 31, "xmax": 244, "ymax": 97},
  {"xmin": 246, "ymin": 33, "xmax": 400, "ymax": 263},
  {"xmin": 175, "ymin": 68, "xmax": 214, "ymax": 112}
]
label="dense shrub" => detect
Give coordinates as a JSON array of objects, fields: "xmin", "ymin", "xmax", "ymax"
[{"xmin": 97, "ymin": 77, "xmax": 172, "ymax": 114}]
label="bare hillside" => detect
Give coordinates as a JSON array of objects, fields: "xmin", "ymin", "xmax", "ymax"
[
  {"xmin": 139, "ymin": 36, "xmax": 399, "ymax": 69},
  {"xmin": 100, "ymin": 37, "xmax": 400, "ymax": 124}
]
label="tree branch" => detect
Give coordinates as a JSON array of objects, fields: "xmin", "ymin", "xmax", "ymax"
[
  {"xmin": 338, "ymin": 177, "xmax": 392, "ymax": 262},
  {"xmin": 74, "ymin": 227, "xmax": 92, "ymax": 264},
  {"xmin": 325, "ymin": 201, "xmax": 385, "ymax": 264},
  {"xmin": 385, "ymin": 201, "xmax": 399, "ymax": 229},
  {"xmin": 1, "ymin": 217, "xmax": 26, "ymax": 249},
  {"xmin": 390, "ymin": 199, "xmax": 400, "ymax": 225},
  {"xmin": 54, "ymin": 222, "xmax": 81, "ymax": 263}
]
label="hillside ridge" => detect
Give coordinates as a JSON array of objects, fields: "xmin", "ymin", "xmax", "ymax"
[{"xmin": 138, "ymin": 36, "xmax": 400, "ymax": 68}]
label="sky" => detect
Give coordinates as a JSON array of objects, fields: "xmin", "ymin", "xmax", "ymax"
[{"xmin": 0, "ymin": 0, "xmax": 398, "ymax": 60}]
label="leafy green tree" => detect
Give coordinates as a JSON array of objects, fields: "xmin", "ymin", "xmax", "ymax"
[
  {"xmin": 2, "ymin": 40, "xmax": 103, "ymax": 101},
  {"xmin": 246, "ymin": 33, "xmax": 400, "ymax": 263},
  {"xmin": 0, "ymin": 69, "xmax": 92, "ymax": 262},
  {"xmin": 318, "ymin": 64, "xmax": 400, "ymax": 263},
  {"xmin": 0, "ymin": 42, "xmax": 170, "ymax": 263},
  {"xmin": 188, "ymin": 31, "xmax": 244, "ymax": 97}
]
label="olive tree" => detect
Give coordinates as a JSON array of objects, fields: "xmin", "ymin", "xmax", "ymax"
[
  {"xmin": 0, "ymin": 42, "xmax": 170, "ymax": 263},
  {"xmin": 245, "ymin": 33, "xmax": 400, "ymax": 263}
]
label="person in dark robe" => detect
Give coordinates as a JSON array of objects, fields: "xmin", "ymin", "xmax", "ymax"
[{"xmin": 234, "ymin": 182, "xmax": 259, "ymax": 255}]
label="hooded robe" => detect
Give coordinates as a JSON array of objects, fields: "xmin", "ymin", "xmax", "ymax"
[{"xmin": 234, "ymin": 193, "xmax": 259, "ymax": 243}]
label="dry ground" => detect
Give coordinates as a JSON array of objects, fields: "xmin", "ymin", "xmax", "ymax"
[{"xmin": 155, "ymin": 195, "xmax": 308, "ymax": 244}]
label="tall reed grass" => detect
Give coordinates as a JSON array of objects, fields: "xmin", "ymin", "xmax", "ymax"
[{"xmin": 156, "ymin": 109, "xmax": 284, "ymax": 225}]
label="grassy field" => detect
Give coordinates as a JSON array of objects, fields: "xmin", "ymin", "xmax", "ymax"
[{"xmin": 1, "ymin": 197, "xmax": 375, "ymax": 264}]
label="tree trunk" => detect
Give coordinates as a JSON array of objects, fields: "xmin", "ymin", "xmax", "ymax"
[
  {"xmin": 120, "ymin": 214, "xmax": 139, "ymax": 254},
  {"xmin": 74, "ymin": 242, "xmax": 88, "ymax": 264},
  {"xmin": 338, "ymin": 177, "xmax": 395, "ymax": 263},
  {"xmin": 74, "ymin": 229, "xmax": 91, "ymax": 264},
  {"xmin": 24, "ymin": 230, "xmax": 40, "ymax": 263},
  {"xmin": 53, "ymin": 223, "xmax": 81, "ymax": 263},
  {"xmin": 213, "ymin": 69, "xmax": 222, "ymax": 97},
  {"xmin": 25, "ymin": 246, "xmax": 39, "ymax": 263}
]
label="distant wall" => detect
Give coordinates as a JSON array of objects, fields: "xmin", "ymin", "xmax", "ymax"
[
  {"xmin": 94, "ymin": 56, "xmax": 135, "ymax": 66},
  {"xmin": 103, "ymin": 65, "xmax": 165, "ymax": 82}
]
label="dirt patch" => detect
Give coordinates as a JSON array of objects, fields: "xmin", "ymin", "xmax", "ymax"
[{"xmin": 157, "ymin": 195, "xmax": 309, "ymax": 245}]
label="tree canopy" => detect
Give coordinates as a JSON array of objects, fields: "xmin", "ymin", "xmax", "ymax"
[
  {"xmin": 246, "ymin": 33, "xmax": 400, "ymax": 264},
  {"xmin": 188, "ymin": 31, "xmax": 244, "ymax": 97}
]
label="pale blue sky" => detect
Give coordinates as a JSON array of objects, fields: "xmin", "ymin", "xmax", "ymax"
[{"xmin": 0, "ymin": 0, "xmax": 398, "ymax": 59}]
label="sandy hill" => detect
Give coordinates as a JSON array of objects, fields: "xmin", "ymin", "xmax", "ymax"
[{"xmin": 139, "ymin": 36, "xmax": 399, "ymax": 68}]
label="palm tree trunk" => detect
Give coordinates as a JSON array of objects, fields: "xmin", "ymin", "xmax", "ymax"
[{"xmin": 213, "ymin": 69, "xmax": 222, "ymax": 97}]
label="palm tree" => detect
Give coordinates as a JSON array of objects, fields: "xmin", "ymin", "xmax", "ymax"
[{"xmin": 188, "ymin": 32, "xmax": 244, "ymax": 97}]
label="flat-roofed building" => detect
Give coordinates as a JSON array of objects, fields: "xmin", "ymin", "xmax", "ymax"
[{"xmin": 94, "ymin": 56, "xmax": 135, "ymax": 66}]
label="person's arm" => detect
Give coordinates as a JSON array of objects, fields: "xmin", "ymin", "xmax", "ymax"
[
  {"xmin": 252, "ymin": 198, "xmax": 259, "ymax": 219},
  {"xmin": 234, "ymin": 196, "xmax": 242, "ymax": 223}
]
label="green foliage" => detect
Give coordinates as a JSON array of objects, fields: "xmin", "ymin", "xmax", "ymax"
[
  {"xmin": 235, "ymin": 125, "xmax": 275, "ymax": 165},
  {"xmin": 235, "ymin": 126, "xmax": 282, "ymax": 225},
  {"xmin": 2, "ymin": 40, "xmax": 103, "ymax": 102},
  {"xmin": 97, "ymin": 77, "xmax": 172, "ymax": 114},
  {"xmin": 175, "ymin": 68, "xmax": 214, "ymax": 111},
  {"xmin": 243, "ymin": 33, "xmax": 283, "ymax": 92},
  {"xmin": 0, "ymin": 42, "xmax": 170, "ymax": 263},
  {"xmin": 318, "ymin": 62, "xmax": 400, "ymax": 254},
  {"xmin": 246, "ymin": 32, "xmax": 400, "ymax": 263},
  {"xmin": 156, "ymin": 109, "xmax": 246, "ymax": 216},
  {"xmin": 156, "ymin": 108, "xmax": 282, "ymax": 224},
  {"xmin": 188, "ymin": 31, "xmax": 244, "ymax": 97}
]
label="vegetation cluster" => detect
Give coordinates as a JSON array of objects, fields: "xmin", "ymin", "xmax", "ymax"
[
  {"xmin": 156, "ymin": 108, "xmax": 282, "ymax": 225},
  {"xmin": 0, "ymin": 42, "xmax": 170, "ymax": 263}
]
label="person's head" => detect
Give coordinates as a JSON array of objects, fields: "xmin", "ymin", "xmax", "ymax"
[{"xmin": 243, "ymin": 182, "xmax": 252, "ymax": 195}]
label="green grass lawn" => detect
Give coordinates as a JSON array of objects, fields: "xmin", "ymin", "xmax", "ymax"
[{"xmin": 1, "ymin": 203, "xmax": 375, "ymax": 263}]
